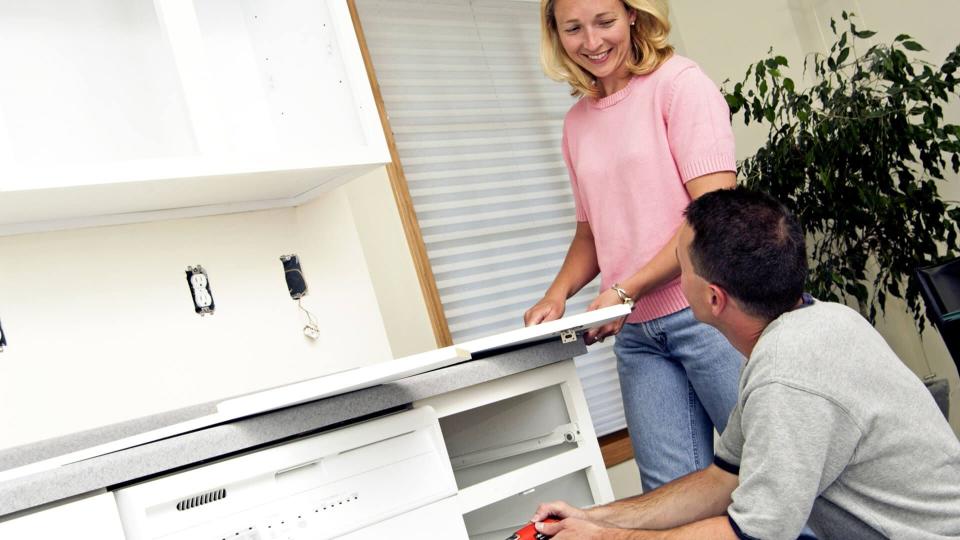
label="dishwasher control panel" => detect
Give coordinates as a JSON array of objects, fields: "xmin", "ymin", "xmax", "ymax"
[{"xmin": 114, "ymin": 407, "xmax": 465, "ymax": 539}]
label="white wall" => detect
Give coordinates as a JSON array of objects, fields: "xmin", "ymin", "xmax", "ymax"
[
  {"xmin": 607, "ymin": 459, "xmax": 643, "ymax": 500},
  {"xmin": 343, "ymin": 168, "xmax": 438, "ymax": 358},
  {"xmin": 671, "ymin": 0, "xmax": 960, "ymax": 434},
  {"xmin": 671, "ymin": 0, "xmax": 808, "ymax": 160},
  {"xmin": 0, "ymin": 167, "xmax": 433, "ymax": 450}
]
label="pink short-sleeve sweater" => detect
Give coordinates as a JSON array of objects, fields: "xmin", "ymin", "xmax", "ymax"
[{"xmin": 562, "ymin": 55, "xmax": 736, "ymax": 323}]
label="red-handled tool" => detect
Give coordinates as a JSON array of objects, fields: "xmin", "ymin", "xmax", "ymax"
[{"xmin": 505, "ymin": 518, "xmax": 559, "ymax": 540}]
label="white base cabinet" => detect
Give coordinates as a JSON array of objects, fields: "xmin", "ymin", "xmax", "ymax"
[
  {"xmin": 0, "ymin": 359, "xmax": 612, "ymax": 539},
  {"xmin": 416, "ymin": 360, "xmax": 615, "ymax": 539}
]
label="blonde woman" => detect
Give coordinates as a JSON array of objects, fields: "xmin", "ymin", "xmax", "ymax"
[{"xmin": 524, "ymin": 0, "xmax": 743, "ymax": 493}]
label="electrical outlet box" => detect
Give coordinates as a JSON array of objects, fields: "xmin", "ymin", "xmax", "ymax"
[
  {"xmin": 280, "ymin": 254, "xmax": 308, "ymax": 300},
  {"xmin": 186, "ymin": 265, "xmax": 215, "ymax": 316}
]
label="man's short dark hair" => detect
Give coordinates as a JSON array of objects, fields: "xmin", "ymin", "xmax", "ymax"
[{"xmin": 684, "ymin": 187, "xmax": 808, "ymax": 321}]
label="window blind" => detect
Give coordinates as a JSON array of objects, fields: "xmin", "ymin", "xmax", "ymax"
[{"xmin": 354, "ymin": 0, "xmax": 628, "ymax": 436}]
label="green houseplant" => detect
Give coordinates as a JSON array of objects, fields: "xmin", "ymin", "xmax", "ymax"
[{"xmin": 723, "ymin": 13, "xmax": 960, "ymax": 327}]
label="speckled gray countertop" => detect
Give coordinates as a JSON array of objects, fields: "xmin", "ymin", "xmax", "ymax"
[{"xmin": 0, "ymin": 338, "xmax": 586, "ymax": 519}]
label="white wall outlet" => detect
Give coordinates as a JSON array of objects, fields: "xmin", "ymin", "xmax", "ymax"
[{"xmin": 185, "ymin": 265, "xmax": 215, "ymax": 316}]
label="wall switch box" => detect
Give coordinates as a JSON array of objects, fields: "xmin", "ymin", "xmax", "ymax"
[
  {"xmin": 186, "ymin": 265, "xmax": 215, "ymax": 316},
  {"xmin": 280, "ymin": 254, "xmax": 308, "ymax": 300}
]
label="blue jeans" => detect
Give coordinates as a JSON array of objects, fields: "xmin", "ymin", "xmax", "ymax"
[{"xmin": 615, "ymin": 307, "xmax": 744, "ymax": 492}]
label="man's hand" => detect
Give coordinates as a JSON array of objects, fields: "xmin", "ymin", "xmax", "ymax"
[
  {"xmin": 583, "ymin": 288, "xmax": 628, "ymax": 344},
  {"xmin": 536, "ymin": 517, "xmax": 610, "ymax": 539},
  {"xmin": 524, "ymin": 296, "xmax": 566, "ymax": 326},
  {"xmin": 531, "ymin": 502, "xmax": 615, "ymax": 540}
]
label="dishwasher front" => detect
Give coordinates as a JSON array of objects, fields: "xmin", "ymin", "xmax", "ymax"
[{"xmin": 114, "ymin": 406, "xmax": 467, "ymax": 539}]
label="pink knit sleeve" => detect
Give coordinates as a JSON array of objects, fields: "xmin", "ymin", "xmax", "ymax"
[
  {"xmin": 665, "ymin": 66, "xmax": 737, "ymax": 183},
  {"xmin": 562, "ymin": 127, "xmax": 589, "ymax": 222}
]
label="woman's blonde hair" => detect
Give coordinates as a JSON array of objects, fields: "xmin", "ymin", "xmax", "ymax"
[{"xmin": 540, "ymin": 0, "xmax": 674, "ymax": 98}]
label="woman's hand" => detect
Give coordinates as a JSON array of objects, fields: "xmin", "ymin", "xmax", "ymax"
[
  {"xmin": 524, "ymin": 296, "xmax": 566, "ymax": 326},
  {"xmin": 583, "ymin": 288, "xmax": 628, "ymax": 345}
]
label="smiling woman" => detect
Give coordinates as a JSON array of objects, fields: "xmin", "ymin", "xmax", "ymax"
[
  {"xmin": 352, "ymin": 0, "xmax": 634, "ymax": 445},
  {"xmin": 526, "ymin": 0, "xmax": 745, "ymax": 494}
]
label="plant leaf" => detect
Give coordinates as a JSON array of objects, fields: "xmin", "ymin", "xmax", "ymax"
[
  {"xmin": 837, "ymin": 47, "xmax": 850, "ymax": 65},
  {"xmin": 724, "ymin": 94, "xmax": 740, "ymax": 111}
]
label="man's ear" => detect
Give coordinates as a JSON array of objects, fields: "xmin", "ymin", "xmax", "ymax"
[{"xmin": 707, "ymin": 283, "xmax": 729, "ymax": 317}]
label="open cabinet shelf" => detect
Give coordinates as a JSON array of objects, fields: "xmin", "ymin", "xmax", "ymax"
[{"xmin": 417, "ymin": 360, "xmax": 614, "ymax": 539}]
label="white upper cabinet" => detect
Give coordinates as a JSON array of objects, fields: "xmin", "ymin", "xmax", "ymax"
[{"xmin": 0, "ymin": 0, "xmax": 389, "ymax": 234}]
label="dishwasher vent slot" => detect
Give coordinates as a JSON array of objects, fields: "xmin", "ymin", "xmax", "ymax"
[{"xmin": 175, "ymin": 488, "xmax": 227, "ymax": 511}]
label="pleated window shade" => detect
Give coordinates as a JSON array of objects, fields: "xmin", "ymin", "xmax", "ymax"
[{"xmin": 354, "ymin": 0, "xmax": 627, "ymax": 436}]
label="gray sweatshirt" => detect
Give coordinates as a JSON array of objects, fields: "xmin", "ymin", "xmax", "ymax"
[{"xmin": 715, "ymin": 301, "xmax": 960, "ymax": 539}]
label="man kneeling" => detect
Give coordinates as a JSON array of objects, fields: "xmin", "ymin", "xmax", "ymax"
[{"xmin": 532, "ymin": 187, "xmax": 960, "ymax": 539}]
